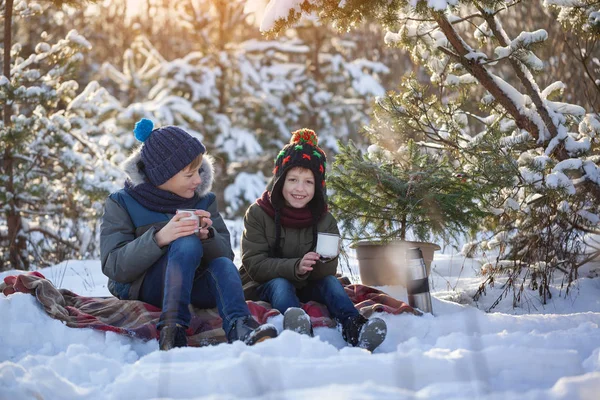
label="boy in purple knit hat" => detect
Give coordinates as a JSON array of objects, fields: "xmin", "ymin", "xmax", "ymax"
[
  {"xmin": 100, "ymin": 119, "xmax": 277, "ymax": 350},
  {"xmin": 239, "ymin": 128, "xmax": 387, "ymax": 352}
]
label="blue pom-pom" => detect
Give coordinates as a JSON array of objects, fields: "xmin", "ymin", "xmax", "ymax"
[{"xmin": 133, "ymin": 118, "xmax": 154, "ymax": 142}]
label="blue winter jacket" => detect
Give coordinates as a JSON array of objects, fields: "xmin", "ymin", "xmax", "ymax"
[{"xmin": 100, "ymin": 151, "xmax": 234, "ymax": 300}]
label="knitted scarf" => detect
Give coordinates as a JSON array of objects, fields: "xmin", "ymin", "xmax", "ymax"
[
  {"xmin": 124, "ymin": 179, "xmax": 200, "ymax": 214},
  {"xmin": 256, "ymin": 191, "xmax": 325, "ymax": 257},
  {"xmin": 256, "ymin": 191, "xmax": 316, "ymax": 229}
]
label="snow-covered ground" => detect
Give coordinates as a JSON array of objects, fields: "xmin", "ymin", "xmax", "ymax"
[{"xmin": 1, "ymin": 249, "xmax": 600, "ymax": 400}]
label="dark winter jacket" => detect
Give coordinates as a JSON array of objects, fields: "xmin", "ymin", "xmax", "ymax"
[
  {"xmin": 239, "ymin": 203, "xmax": 340, "ymax": 300},
  {"xmin": 100, "ymin": 150, "xmax": 234, "ymax": 301}
]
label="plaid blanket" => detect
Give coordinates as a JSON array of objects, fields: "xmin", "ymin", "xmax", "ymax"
[{"xmin": 1, "ymin": 271, "xmax": 419, "ymax": 346}]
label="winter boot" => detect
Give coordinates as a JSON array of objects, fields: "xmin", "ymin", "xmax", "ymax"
[
  {"xmin": 159, "ymin": 324, "xmax": 187, "ymax": 351},
  {"xmin": 283, "ymin": 307, "xmax": 313, "ymax": 336},
  {"xmin": 342, "ymin": 314, "xmax": 387, "ymax": 352},
  {"xmin": 228, "ymin": 316, "xmax": 278, "ymax": 345}
]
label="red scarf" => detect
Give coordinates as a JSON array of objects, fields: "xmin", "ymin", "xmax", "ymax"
[{"xmin": 256, "ymin": 191, "xmax": 318, "ymax": 228}]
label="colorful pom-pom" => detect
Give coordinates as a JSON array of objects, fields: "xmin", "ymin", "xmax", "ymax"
[
  {"xmin": 133, "ymin": 118, "xmax": 154, "ymax": 142},
  {"xmin": 290, "ymin": 128, "xmax": 318, "ymax": 147}
]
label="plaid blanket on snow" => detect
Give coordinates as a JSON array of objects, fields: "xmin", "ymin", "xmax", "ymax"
[{"xmin": 1, "ymin": 271, "xmax": 419, "ymax": 346}]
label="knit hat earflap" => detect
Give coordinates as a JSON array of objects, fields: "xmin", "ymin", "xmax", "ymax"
[{"xmin": 133, "ymin": 118, "xmax": 206, "ymax": 186}]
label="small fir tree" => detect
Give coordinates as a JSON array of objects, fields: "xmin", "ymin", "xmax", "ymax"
[{"xmin": 329, "ymin": 138, "xmax": 486, "ymax": 243}]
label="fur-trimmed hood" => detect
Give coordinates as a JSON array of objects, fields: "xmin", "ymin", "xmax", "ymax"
[{"xmin": 121, "ymin": 146, "xmax": 215, "ymax": 197}]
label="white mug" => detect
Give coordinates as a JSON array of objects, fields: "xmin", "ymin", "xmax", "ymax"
[
  {"xmin": 316, "ymin": 232, "xmax": 341, "ymax": 260},
  {"xmin": 176, "ymin": 209, "xmax": 201, "ymax": 232}
]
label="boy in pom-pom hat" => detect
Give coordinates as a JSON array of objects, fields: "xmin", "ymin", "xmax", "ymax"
[
  {"xmin": 239, "ymin": 128, "xmax": 387, "ymax": 352},
  {"xmin": 100, "ymin": 119, "xmax": 277, "ymax": 350}
]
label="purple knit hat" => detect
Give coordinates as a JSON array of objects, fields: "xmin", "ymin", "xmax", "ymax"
[{"xmin": 133, "ymin": 118, "xmax": 206, "ymax": 186}]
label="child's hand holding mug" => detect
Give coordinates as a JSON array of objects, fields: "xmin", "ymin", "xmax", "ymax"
[
  {"xmin": 297, "ymin": 252, "xmax": 320, "ymax": 275},
  {"xmin": 195, "ymin": 210, "xmax": 213, "ymax": 240},
  {"xmin": 177, "ymin": 209, "xmax": 213, "ymax": 240},
  {"xmin": 155, "ymin": 209, "xmax": 208, "ymax": 247}
]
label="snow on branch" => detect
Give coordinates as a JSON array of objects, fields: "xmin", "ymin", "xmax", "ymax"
[
  {"xmin": 260, "ymin": 0, "xmax": 311, "ymax": 32},
  {"xmin": 544, "ymin": 0, "xmax": 600, "ymax": 33},
  {"xmin": 546, "ymin": 171, "xmax": 576, "ymax": 194},
  {"xmin": 429, "ymin": 14, "xmax": 556, "ymax": 143},
  {"xmin": 541, "ymin": 81, "xmax": 566, "ymax": 99}
]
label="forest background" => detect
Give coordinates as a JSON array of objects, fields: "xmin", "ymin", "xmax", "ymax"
[{"xmin": 1, "ymin": 0, "xmax": 599, "ymax": 305}]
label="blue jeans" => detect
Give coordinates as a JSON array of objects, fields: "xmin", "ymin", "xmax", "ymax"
[
  {"xmin": 257, "ymin": 275, "xmax": 358, "ymax": 322},
  {"xmin": 139, "ymin": 235, "xmax": 249, "ymax": 335}
]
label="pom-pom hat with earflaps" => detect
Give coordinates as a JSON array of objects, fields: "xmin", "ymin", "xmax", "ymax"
[{"xmin": 268, "ymin": 128, "xmax": 328, "ymax": 212}]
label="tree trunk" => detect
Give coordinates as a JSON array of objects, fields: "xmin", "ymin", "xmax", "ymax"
[
  {"xmin": 2, "ymin": 0, "xmax": 23, "ymax": 270},
  {"xmin": 434, "ymin": 13, "xmax": 542, "ymax": 138},
  {"xmin": 216, "ymin": 0, "xmax": 228, "ymax": 114}
]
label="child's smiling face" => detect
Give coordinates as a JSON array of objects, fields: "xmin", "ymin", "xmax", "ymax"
[
  {"xmin": 282, "ymin": 167, "xmax": 315, "ymax": 209},
  {"xmin": 157, "ymin": 158, "xmax": 203, "ymax": 199}
]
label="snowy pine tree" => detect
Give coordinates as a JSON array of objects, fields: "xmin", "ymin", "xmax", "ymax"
[
  {"xmin": 262, "ymin": 0, "xmax": 600, "ymax": 304},
  {"xmin": 0, "ymin": 23, "xmax": 120, "ymax": 270}
]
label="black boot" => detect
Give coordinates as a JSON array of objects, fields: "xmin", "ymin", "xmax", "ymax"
[
  {"xmin": 159, "ymin": 324, "xmax": 188, "ymax": 351},
  {"xmin": 342, "ymin": 314, "xmax": 387, "ymax": 352},
  {"xmin": 227, "ymin": 316, "xmax": 278, "ymax": 345}
]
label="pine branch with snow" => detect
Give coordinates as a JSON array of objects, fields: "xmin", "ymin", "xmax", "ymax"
[{"xmin": 544, "ymin": 0, "xmax": 600, "ymax": 37}]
